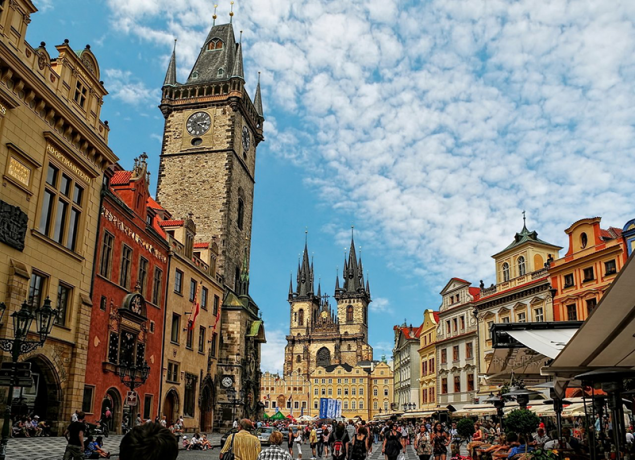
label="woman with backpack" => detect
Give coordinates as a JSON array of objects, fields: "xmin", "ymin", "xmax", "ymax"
[
  {"xmin": 414, "ymin": 424, "xmax": 432, "ymax": 460},
  {"xmin": 382, "ymin": 421, "xmax": 405, "ymax": 460},
  {"xmin": 331, "ymin": 422, "xmax": 350, "ymax": 460},
  {"xmin": 350, "ymin": 426, "xmax": 370, "ymax": 460}
]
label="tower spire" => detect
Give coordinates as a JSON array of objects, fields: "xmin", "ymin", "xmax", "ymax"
[
  {"xmin": 232, "ymin": 34, "xmax": 244, "ymax": 79},
  {"xmin": 254, "ymin": 72, "xmax": 264, "ymax": 117},
  {"xmin": 212, "ymin": 4, "xmax": 218, "ymax": 26},
  {"xmin": 229, "ymin": 1, "xmax": 234, "ymax": 23},
  {"xmin": 163, "ymin": 39, "xmax": 177, "ymax": 86}
]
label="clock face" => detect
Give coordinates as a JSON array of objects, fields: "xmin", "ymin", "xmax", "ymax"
[
  {"xmin": 242, "ymin": 126, "xmax": 250, "ymax": 151},
  {"xmin": 222, "ymin": 376, "xmax": 233, "ymax": 388},
  {"xmin": 186, "ymin": 111, "xmax": 211, "ymax": 136}
]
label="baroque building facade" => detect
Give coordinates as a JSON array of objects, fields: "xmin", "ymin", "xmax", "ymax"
[
  {"xmin": 155, "ymin": 19, "xmax": 266, "ymax": 424},
  {"xmin": 260, "ymin": 370, "xmax": 311, "ymax": 418},
  {"xmin": 418, "ymin": 309, "xmax": 439, "ymax": 411},
  {"xmin": 283, "ymin": 237, "xmax": 373, "ymax": 379},
  {"xmin": 393, "ymin": 323, "xmax": 421, "ymax": 411},
  {"xmin": 0, "ymin": 1, "xmax": 117, "ymax": 433}
]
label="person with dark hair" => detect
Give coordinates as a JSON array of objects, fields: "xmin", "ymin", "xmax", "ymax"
[
  {"xmin": 431, "ymin": 423, "xmax": 449, "ymax": 460},
  {"xmin": 331, "ymin": 422, "xmax": 350, "ymax": 460},
  {"xmin": 119, "ymin": 422, "xmax": 179, "ymax": 460},
  {"xmin": 64, "ymin": 410, "xmax": 86, "ymax": 460},
  {"xmin": 350, "ymin": 426, "xmax": 369, "ymax": 460},
  {"xmin": 382, "ymin": 422, "xmax": 404, "ymax": 460}
]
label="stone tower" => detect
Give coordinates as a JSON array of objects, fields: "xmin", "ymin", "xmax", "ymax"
[{"xmin": 155, "ymin": 23, "xmax": 264, "ymax": 292}]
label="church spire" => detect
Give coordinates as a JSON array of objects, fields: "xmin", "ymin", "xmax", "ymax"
[
  {"xmin": 296, "ymin": 236, "xmax": 314, "ymax": 299},
  {"xmin": 163, "ymin": 39, "xmax": 177, "ymax": 87},
  {"xmin": 288, "ymin": 274, "xmax": 294, "ymax": 301},
  {"xmin": 254, "ymin": 72, "xmax": 264, "ymax": 117},
  {"xmin": 337, "ymin": 227, "xmax": 370, "ymax": 302},
  {"xmin": 232, "ymin": 32, "xmax": 244, "ymax": 79}
]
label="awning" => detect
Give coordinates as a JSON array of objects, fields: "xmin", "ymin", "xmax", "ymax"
[
  {"xmin": 545, "ymin": 254, "xmax": 635, "ymax": 377},
  {"xmin": 506, "ymin": 329, "xmax": 578, "ymax": 359},
  {"xmin": 453, "ymin": 406, "xmax": 497, "ymax": 417},
  {"xmin": 487, "ymin": 348, "xmax": 550, "ymax": 382}
]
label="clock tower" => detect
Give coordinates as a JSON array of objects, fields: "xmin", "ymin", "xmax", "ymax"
[
  {"xmin": 156, "ymin": 22, "xmax": 264, "ymax": 292},
  {"xmin": 155, "ymin": 20, "xmax": 266, "ymax": 423}
]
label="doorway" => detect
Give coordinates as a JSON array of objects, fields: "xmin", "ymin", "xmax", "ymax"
[
  {"xmin": 163, "ymin": 389, "xmax": 179, "ymax": 426},
  {"xmin": 200, "ymin": 382, "xmax": 214, "ymax": 432},
  {"xmin": 102, "ymin": 388, "xmax": 122, "ymax": 434}
]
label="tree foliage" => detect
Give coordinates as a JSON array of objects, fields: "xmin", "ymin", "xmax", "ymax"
[
  {"xmin": 456, "ymin": 418, "xmax": 475, "ymax": 439},
  {"xmin": 504, "ymin": 409, "xmax": 540, "ymax": 439}
]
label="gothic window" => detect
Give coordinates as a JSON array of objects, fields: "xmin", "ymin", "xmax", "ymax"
[
  {"xmin": 316, "ymin": 347, "xmax": 331, "ymax": 367},
  {"xmin": 296, "ymin": 355, "xmax": 302, "ymax": 363},
  {"xmin": 298, "ymin": 309, "xmax": 304, "ymax": 326},
  {"xmin": 207, "ymin": 39, "xmax": 224, "ymax": 50},
  {"xmin": 346, "ymin": 305, "xmax": 353, "ymax": 323},
  {"xmin": 518, "ymin": 256, "xmax": 526, "ymax": 276},
  {"xmin": 502, "ymin": 262, "xmax": 510, "ymax": 282},
  {"xmin": 184, "ymin": 373, "xmax": 198, "ymax": 417},
  {"xmin": 237, "ymin": 198, "xmax": 244, "ymax": 230},
  {"xmin": 347, "ymin": 344, "xmax": 351, "ymax": 351}
]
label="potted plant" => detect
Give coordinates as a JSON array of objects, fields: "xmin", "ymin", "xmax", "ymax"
[{"xmin": 504, "ymin": 409, "xmax": 540, "ymax": 454}]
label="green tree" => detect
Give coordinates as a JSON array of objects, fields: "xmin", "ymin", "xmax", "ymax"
[
  {"xmin": 456, "ymin": 418, "xmax": 475, "ymax": 440},
  {"xmin": 505, "ymin": 409, "xmax": 540, "ymax": 453}
]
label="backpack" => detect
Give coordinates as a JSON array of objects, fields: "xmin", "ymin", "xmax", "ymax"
[
  {"xmin": 333, "ymin": 433, "xmax": 345, "ymax": 459},
  {"xmin": 351, "ymin": 435, "xmax": 367, "ymax": 460}
]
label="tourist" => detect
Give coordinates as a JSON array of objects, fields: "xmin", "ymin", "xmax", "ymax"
[
  {"xmin": 316, "ymin": 423, "xmax": 325, "ymax": 458},
  {"xmin": 414, "ymin": 424, "xmax": 432, "ymax": 460},
  {"xmin": 350, "ymin": 426, "xmax": 369, "ymax": 460},
  {"xmin": 63, "ymin": 410, "xmax": 86, "ymax": 460},
  {"xmin": 431, "ymin": 422, "xmax": 449, "ymax": 460},
  {"xmin": 331, "ymin": 422, "xmax": 350, "ymax": 460},
  {"xmin": 295, "ymin": 427, "xmax": 304, "ymax": 460},
  {"xmin": 532, "ymin": 427, "xmax": 550, "ymax": 449},
  {"xmin": 258, "ymin": 431, "xmax": 293, "ymax": 460},
  {"xmin": 220, "ymin": 419, "xmax": 262, "ymax": 460},
  {"xmin": 507, "ymin": 436, "xmax": 534, "ymax": 458},
  {"xmin": 382, "ymin": 421, "xmax": 404, "ymax": 460},
  {"xmin": 309, "ymin": 424, "xmax": 318, "ymax": 460},
  {"xmin": 119, "ymin": 423, "xmax": 178, "ymax": 460}
]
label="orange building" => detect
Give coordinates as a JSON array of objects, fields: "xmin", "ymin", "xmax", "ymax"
[{"xmin": 549, "ymin": 217, "xmax": 627, "ymax": 322}]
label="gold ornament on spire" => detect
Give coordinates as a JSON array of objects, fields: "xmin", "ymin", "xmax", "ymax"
[
  {"xmin": 213, "ymin": 4, "xmax": 218, "ymax": 26},
  {"xmin": 229, "ymin": 1, "xmax": 234, "ymax": 23}
]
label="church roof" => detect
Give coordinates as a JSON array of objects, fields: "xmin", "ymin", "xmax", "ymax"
[
  {"xmin": 494, "ymin": 222, "xmax": 560, "ymax": 257},
  {"xmin": 186, "ymin": 23, "xmax": 240, "ymax": 84}
]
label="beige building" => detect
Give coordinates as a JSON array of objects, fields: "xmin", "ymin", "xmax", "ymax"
[
  {"xmin": 418, "ymin": 310, "xmax": 439, "ymax": 411},
  {"xmin": 159, "ymin": 219, "xmax": 223, "ymax": 432},
  {"xmin": 393, "ymin": 323, "xmax": 421, "ymax": 410},
  {"xmin": 0, "ymin": 1, "xmax": 117, "ymax": 432},
  {"xmin": 309, "ymin": 361, "xmax": 393, "ymax": 420},
  {"xmin": 260, "ymin": 370, "xmax": 312, "ymax": 417}
]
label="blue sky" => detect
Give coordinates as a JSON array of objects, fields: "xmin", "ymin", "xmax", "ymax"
[{"xmin": 30, "ymin": 1, "xmax": 635, "ymax": 373}]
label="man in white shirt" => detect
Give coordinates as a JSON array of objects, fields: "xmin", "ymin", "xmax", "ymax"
[{"xmin": 532, "ymin": 428, "xmax": 550, "ymax": 449}]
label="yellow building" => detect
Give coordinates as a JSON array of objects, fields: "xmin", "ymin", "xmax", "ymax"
[
  {"xmin": 418, "ymin": 310, "xmax": 439, "ymax": 411},
  {"xmin": 159, "ymin": 218, "xmax": 223, "ymax": 432},
  {"xmin": 0, "ymin": 1, "xmax": 117, "ymax": 433},
  {"xmin": 260, "ymin": 370, "xmax": 312, "ymax": 418},
  {"xmin": 308, "ymin": 361, "xmax": 393, "ymax": 420}
]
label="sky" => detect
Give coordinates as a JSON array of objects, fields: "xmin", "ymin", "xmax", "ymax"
[{"xmin": 29, "ymin": 1, "xmax": 635, "ymax": 374}]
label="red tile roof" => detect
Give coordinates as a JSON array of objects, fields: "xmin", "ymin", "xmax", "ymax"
[
  {"xmin": 452, "ymin": 277, "xmax": 469, "ymax": 284},
  {"xmin": 469, "ymin": 287, "xmax": 481, "ymax": 300},
  {"xmin": 433, "ymin": 311, "xmax": 440, "ymax": 323},
  {"xmin": 146, "ymin": 196, "xmax": 164, "ymax": 210},
  {"xmin": 194, "ymin": 242, "xmax": 209, "ymax": 249},
  {"xmin": 395, "ymin": 323, "xmax": 423, "ymax": 340},
  {"xmin": 111, "ymin": 171, "xmax": 132, "ymax": 185},
  {"xmin": 158, "ymin": 220, "xmax": 184, "ymax": 227},
  {"xmin": 601, "ymin": 227, "xmax": 623, "ymax": 239}
]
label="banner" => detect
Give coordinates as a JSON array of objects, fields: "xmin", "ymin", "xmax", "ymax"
[
  {"xmin": 336, "ymin": 399, "xmax": 342, "ymax": 417},
  {"xmin": 319, "ymin": 398, "xmax": 328, "ymax": 419}
]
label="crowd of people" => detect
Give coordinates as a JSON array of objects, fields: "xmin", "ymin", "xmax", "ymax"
[{"xmin": 10, "ymin": 414, "xmax": 52, "ymax": 437}]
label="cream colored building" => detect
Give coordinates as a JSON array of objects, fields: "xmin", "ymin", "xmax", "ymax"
[
  {"xmin": 0, "ymin": 0, "xmax": 117, "ymax": 433},
  {"xmin": 418, "ymin": 309, "xmax": 439, "ymax": 411},
  {"xmin": 260, "ymin": 370, "xmax": 312, "ymax": 417},
  {"xmin": 474, "ymin": 222, "xmax": 561, "ymax": 397},
  {"xmin": 159, "ymin": 218, "xmax": 223, "ymax": 432}
]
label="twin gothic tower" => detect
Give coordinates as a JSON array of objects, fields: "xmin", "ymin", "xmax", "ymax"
[{"xmin": 284, "ymin": 236, "xmax": 374, "ymax": 378}]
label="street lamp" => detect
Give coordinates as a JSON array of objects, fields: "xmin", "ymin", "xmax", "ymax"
[
  {"xmin": 0, "ymin": 298, "xmax": 59, "ymax": 460},
  {"xmin": 485, "ymin": 393, "xmax": 506, "ymax": 431},
  {"xmin": 503, "ymin": 385, "xmax": 540, "ymax": 410},
  {"xmin": 227, "ymin": 388, "xmax": 244, "ymax": 423},
  {"xmin": 116, "ymin": 360, "xmax": 150, "ymax": 430}
]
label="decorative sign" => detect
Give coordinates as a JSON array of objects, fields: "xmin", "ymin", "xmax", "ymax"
[
  {"xmin": 0, "ymin": 200, "xmax": 28, "ymax": 251},
  {"xmin": 45, "ymin": 143, "xmax": 92, "ymax": 183},
  {"xmin": 7, "ymin": 157, "xmax": 31, "ymax": 187},
  {"xmin": 101, "ymin": 207, "xmax": 167, "ymax": 263},
  {"xmin": 0, "ymin": 104, "xmax": 7, "ymax": 116},
  {"xmin": 125, "ymin": 391, "xmax": 138, "ymax": 407}
]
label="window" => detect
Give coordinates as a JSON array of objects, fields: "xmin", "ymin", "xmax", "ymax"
[
  {"xmin": 28, "ymin": 272, "xmax": 46, "ymax": 307},
  {"xmin": 99, "ymin": 232, "xmax": 114, "ymax": 278},
  {"xmin": 460, "ymin": 316, "xmax": 465, "ymax": 330},
  {"xmin": 82, "ymin": 386, "xmax": 94, "ymax": 413},
  {"xmin": 38, "ymin": 164, "xmax": 84, "ymax": 251},
  {"xmin": 207, "ymin": 39, "xmax": 223, "ymax": 50},
  {"xmin": 174, "ymin": 269, "xmax": 183, "ymax": 293},
  {"xmin": 586, "ymin": 298, "xmax": 597, "ymax": 315},
  {"xmin": 152, "ymin": 268, "xmax": 162, "ymax": 305},
  {"xmin": 120, "ymin": 245, "xmax": 132, "ymax": 288},
  {"xmin": 184, "ymin": 373, "xmax": 197, "ymax": 417},
  {"xmin": 167, "ymin": 362, "xmax": 179, "ymax": 383},
  {"xmin": 502, "ymin": 262, "xmax": 510, "ymax": 282},
  {"xmin": 373, "ymin": 388, "xmax": 378, "ymax": 396},
  {"xmin": 351, "ymin": 401, "xmax": 356, "ymax": 409},
  {"xmin": 314, "ymin": 400, "xmax": 319, "ymax": 409},
  {"xmin": 213, "ymin": 294, "xmax": 220, "ymax": 316},
  {"xmin": 343, "ymin": 401, "xmax": 348, "ymax": 410},
  {"xmin": 346, "ymin": 305, "xmax": 353, "ymax": 323},
  {"xmin": 190, "ymin": 279, "xmax": 197, "ymax": 302},
  {"xmin": 441, "ymin": 349, "xmax": 447, "ymax": 364},
  {"xmin": 359, "ymin": 387, "xmax": 363, "ymax": 395},
  {"xmin": 201, "ymin": 287, "xmax": 208, "ymax": 310},
  {"xmin": 321, "ymin": 388, "xmax": 326, "ymax": 396},
  {"xmin": 567, "ymin": 304, "xmax": 577, "ymax": 321},
  {"xmin": 171, "ymin": 314, "xmax": 180, "ymax": 343},
  {"xmin": 100, "ymin": 296, "xmax": 107, "ymax": 311},
  {"xmin": 373, "ymin": 401, "xmax": 378, "ymax": 409},
  {"xmin": 534, "ymin": 307, "xmax": 544, "ymax": 322},
  {"xmin": 328, "ymin": 388, "xmax": 332, "ymax": 396},
  {"xmin": 186, "ymin": 325, "xmax": 194, "ymax": 349},
  {"xmin": 294, "ymin": 401, "xmax": 299, "ymax": 409},
  {"xmin": 445, "ymin": 321, "xmax": 450, "ymax": 334},
  {"xmin": 605, "ymin": 259, "xmax": 617, "ymax": 275},
  {"xmin": 150, "ymin": 321, "xmax": 155, "ymax": 333},
  {"xmin": 518, "ymin": 256, "xmax": 526, "ymax": 276},
  {"xmin": 74, "ymin": 80, "xmax": 88, "ymax": 108},
  {"xmin": 143, "ymin": 394, "xmax": 153, "ymax": 420},
  {"xmin": 344, "ymin": 388, "xmax": 349, "ymax": 395},
  {"xmin": 517, "ymin": 312, "xmax": 526, "ymax": 323},
  {"xmin": 298, "ymin": 309, "xmax": 304, "ymax": 325},
  {"xmin": 138, "ymin": 258, "xmax": 148, "ymax": 296},
  {"xmin": 429, "ymin": 358, "xmax": 435, "ymax": 373},
  {"xmin": 55, "ymin": 283, "xmax": 71, "ymax": 326},
  {"xmin": 384, "ymin": 388, "xmax": 388, "ymax": 396},
  {"xmin": 467, "ymin": 374, "xmax": 474, "ymax": 392},
  {"xmin": 454, "ymin": 375, "xmax": 461, "ymax": 393},
  {"xmin": 430, "ymin": 387, "xmax": 435, "ymax": 401},
  {"xmin": 237, "ymin": 198, "xmax": 244, "ymax": 230},
  {"xmin": 422, "ymin": 360, "xmax": 427, "ymax": 375},
  {"xmin": 583, "ymin": 267, "xmax": 594, "ymax": 282},
  {"xmin": 465, "ymin": 342, "xmax": 473, "ymax": 359},
  {"xmin": 441, "ymin": 378, "xmax": 448, "ymax": 394},
  {"xmin": 452, "ymin": 345, "xmax": 459, "ymax": 362},
  {"xmin": 564, "ymin": 273, "xmax": 574, "ymax": 288},
  {"xmin": 501, "ymin": 317, "xmax": 510, "ymax": 323},
  {"xmin": 580, "ymin": 232, "xmax": 588, "ymax": 248},
  {"xmin": 452, "ymin": 318, "xmax": 458, "ymax": 331}
]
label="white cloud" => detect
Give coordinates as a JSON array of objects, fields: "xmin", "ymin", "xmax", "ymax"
[
  {"xmin": 104, "ymin": 0, "xmax": 635, "ymax": 291},
  {"xmin": 104, "ymin": 69, "xmax": 159, "ymax": 106},
  {"xmin": 369, "ymin": 297, "xmax": 392, "ymax": 315},
  {"xmin": 260, "ymin": 328, "xmax": 287, "ymax": 374}
]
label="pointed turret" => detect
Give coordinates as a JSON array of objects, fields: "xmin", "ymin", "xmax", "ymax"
[
  {"xmin": 187, "ymin": 23, "xmax": 238, "ymax": 84},
  {"xmin": 237, "ymin": 250, "xmax": 250, "ymax": 296},
  {"xmin": 232, "ymin": 41, "xmax": 244, "ymax": 79},
  {"xmin": 337, "ymin": 230, "xmax": 370, "ymax": 302},
  {"xmin": 296, "ymin": 240, "xmax": 314, "ymax": 299},
  {"xmin": 163, "ymin": 40, "xmax": 178, "ymax": 87},
  {"xmin": 288, "ymin": 274, "xmax": 294, "ymax": 301},
  {"xmin": 335, "ymin": 272, "xmax": 340, "ymax": 291},
  {"xmin": 317, "ymin": 282, "xmax": 322, "ymax": 299},
  {"xmin": 254, "ymin": 72, "xmax": 264, "ymax": 117}
]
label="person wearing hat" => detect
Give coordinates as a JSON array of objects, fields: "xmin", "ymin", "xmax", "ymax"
[
  {"xmin": 32, "ymin": 416, "xmax": 42, "ymax": 437},
  {"xmin": 182, "ymin": 435, "xmax": 190, "ymax": 449}
]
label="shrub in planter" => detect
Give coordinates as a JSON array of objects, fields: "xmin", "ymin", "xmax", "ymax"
[{"xmin": 456, "ymin": 418, "xmax": 475, "ymax": 441}]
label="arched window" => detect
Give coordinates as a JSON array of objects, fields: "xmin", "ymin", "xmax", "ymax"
[
  {"xmin": 298, "ymin": 309, "xmax": 304, "ymax": 326},
  {"xmin": 518, "ymin": 256, "xmax": 526, "ymax": 276},
  {"xmin": 296, "ymin": 355, "xmax": 302, "ymax": 363},
  {"xmin": 346, "ymin": 305, "xmax": 353, "ymax": 323},
  {"xmin": 207, "ymin": 39, "xmax": 224, "ymax": 50},
  {"xmin": 237, "ymin": 198, "xmax": 244, "ymax": 230},
  {"xmin": 347, "ymin": 344, "xmax": 351, "ymax": 351},
  {"xmin": 502, "ymin": 262, "xmax": 510, "ymax": 282}
]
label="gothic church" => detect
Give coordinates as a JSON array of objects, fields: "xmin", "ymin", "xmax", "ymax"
[{"xmin": 284, "ymin": 236, "xmax": 373, "ymax": 378}]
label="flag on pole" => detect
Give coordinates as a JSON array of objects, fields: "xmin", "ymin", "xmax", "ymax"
[{"xmin": 188, "ymin": 281, "xmax": 201, "ymax": 330}]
